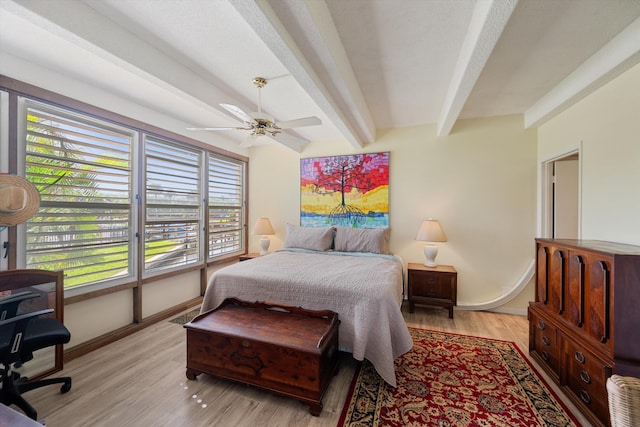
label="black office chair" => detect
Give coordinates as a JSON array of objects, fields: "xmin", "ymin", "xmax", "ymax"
[{"xmin": 0, "ymin": 291, "xmax": 72, "ymax": 420}]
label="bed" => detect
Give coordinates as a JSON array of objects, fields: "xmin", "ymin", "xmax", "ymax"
[{"xmin": 201, "ymin": 224, "xmax": 414, "ymax": 387}]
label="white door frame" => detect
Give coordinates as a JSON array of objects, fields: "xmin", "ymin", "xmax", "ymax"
[{"xmin": 538, "ymin": 143, "xmax": 582, "ymax": 238}]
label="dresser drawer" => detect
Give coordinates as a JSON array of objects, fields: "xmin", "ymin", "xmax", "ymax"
[
  {"xmin": 529, "ymin": 308, "xmax": 560, "ymax": 379},
  {"xmin": 562, "ymin": 338, "xmax": 612, "ymax": 427}
]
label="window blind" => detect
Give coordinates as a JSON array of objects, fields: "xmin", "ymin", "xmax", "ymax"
[
  {"xmin": 208, "ymin": 155, "xmax": 245, "ymax": 258},
  {"xmin": 144, "ymin": 136, "xmax": 201, "ymax": 272},
  {"xmin": 25, "ymin": 103, "xmax": 134, "ymax": 288}
]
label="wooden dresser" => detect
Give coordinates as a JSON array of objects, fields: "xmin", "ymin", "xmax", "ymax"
[{"xmin": 529, "ymin": 239, "xmax": 640, "ymax": 427}]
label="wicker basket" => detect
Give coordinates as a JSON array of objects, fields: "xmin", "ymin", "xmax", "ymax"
[{"xmin": 607, "ymin": 374, "xmax": 640, "ymax": 427}]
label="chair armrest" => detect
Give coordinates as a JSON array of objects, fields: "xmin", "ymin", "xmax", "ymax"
[
  {"xmin": 0, "ymin": 291, "xmax": 39, "ymax": 305},
  {"xmin": 0, "ymin": 292, "xmax": 40, "ymax": 320},
  {"xmin": 0, "ymin": 308, "xmax": 54, "ymax": 327},
  {"xmin": 0, "ymin": 291, "xmax": 32, "ymax": 301}
]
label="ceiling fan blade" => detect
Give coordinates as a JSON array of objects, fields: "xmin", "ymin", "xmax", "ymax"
[
  {"xmin": 220, "ymin": 103, "xmax": 252, "ymax": 123},
  {"xmin": 239, "ymin": 133, "xmax": 258, "ymax": 148},
  {"xmin": 187, "ymin": 127, "xmax": 240, "ymax": 131},
  {"xmin": 270, "ymin": 132, "xmax": 309, "ymax": 146},
  {"xmin": 276, "ymin": 116, "xmax": 322, "ymax": 129}
]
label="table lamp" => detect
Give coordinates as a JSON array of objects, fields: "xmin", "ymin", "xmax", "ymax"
[
  {"xmin": 252, "ymin": 217, "xmax": 275, "ymax": 255},
  {"xmin": 415, "ymin": 218, "xmax": 447, "ymax": 267}
]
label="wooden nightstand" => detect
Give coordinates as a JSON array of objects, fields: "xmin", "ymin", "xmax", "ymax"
[
  {"xmin": 407, "ymin": 263, "xmax": 457, "ymax": 318},
  {"xmin": 239, "ymin": 253, "xmax": 260, "ymax": 261}
]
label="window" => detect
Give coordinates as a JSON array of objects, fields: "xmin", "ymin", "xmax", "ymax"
[
  {"xmin": 144, "ymin": 136, "xmax": 202, "ymax": 273},
  {"xmin": 24, "ymin": 102, "xmax": 134, "ymax": 289},
  {"xmin": 2, "ymin": 80, "xmax": 247, "ymax": 296},
  {"xmin": 208, "ymin": 154, "xmax": 245, "ymax": 258}
]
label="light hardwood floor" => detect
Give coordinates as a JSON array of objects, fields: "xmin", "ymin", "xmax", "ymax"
[{"xmin": 23, "ymin": 304, "xmax": 591, "ymax": 426}]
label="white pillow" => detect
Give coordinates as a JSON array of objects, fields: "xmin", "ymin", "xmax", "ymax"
[
  {"xmin": 334, "ymin": 227, "xmax": 390, "ymax": 254},
  {"xmin": 283, "ymin": 224, "xmax": 335, "ymax": 251}
]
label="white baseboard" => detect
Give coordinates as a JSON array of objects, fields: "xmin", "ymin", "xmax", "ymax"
[{"xmin": 488, "ymin": 306, "xmax": 527, "ymax": 316}]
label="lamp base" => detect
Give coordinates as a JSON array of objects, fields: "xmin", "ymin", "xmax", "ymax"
[
  {"xmin": 423, "ymin": 244, "xmax": 438, "ymax": 267},
  {"xmin": 259, "ymin": 236, "xmax": 271, "ymax": 256}
]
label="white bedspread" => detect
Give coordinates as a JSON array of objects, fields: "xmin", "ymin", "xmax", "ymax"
[{"xmin": 201, "ymin": 249, "xmax": 413, "ymax": 386}]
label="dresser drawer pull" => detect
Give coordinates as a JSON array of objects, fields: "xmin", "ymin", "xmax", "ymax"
[
  {"xmin": 537, "ymin": 320, "xmax": 545, "ymax": 330},
  {"xmin": 579, "ymin": 390, "xmax": 591, "ymax": 404},
  {"xmin": 542, "ymin": 336, "xmax": 550, "ymax": 346},
  {"xmin": 574, "ymin": 351, "xmax": 585, "ymax": 364},
  {"xmin": 580, "ymin": 370, "xmax": 591, "ymax": 384},
  {"xmin": 541, "ymin": 351, "xmax": 549, "ymax": 361}
]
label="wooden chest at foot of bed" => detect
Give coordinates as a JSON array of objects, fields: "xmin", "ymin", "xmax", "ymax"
[{"xmin": 184, "ymin": 298, "xmax": 340, "ymax": 416}]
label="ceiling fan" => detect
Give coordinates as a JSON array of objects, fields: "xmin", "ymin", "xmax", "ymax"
[{"xmin": 188, "ymin": 77, "xmax": 322, "ymax": 147}]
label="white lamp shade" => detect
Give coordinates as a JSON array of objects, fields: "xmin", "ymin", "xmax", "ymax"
[
  {"xmin": 415, "ymin": 219, "xmax": 447, "ymax": 242},
  {"xmin": 252, "ymin": 217, "xmax": 274, "ymax": 236}
]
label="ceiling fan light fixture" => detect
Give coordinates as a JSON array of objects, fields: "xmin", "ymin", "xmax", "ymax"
[{"xmin": 252, "ymin": 77, "xmax": 267, "ymax": 88}]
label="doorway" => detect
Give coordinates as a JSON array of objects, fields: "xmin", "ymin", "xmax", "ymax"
[{"xmin": 541, "ymin": 150, "xmax": 581, "ymax": 239}]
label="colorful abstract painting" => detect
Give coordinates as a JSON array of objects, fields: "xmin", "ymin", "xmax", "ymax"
[{"xmin": 300, "ymin": 152, "xmax": 389, "ymax": 228}]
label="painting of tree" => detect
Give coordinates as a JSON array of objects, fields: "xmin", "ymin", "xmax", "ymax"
[{"xmin": 300, "ymin": 152, "xmax": 389, "ymax": 228}]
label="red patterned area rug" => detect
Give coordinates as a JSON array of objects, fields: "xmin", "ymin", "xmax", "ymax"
[{"xmin": 338, "ymin": 328, "xmax": 580, "ymax": 427}]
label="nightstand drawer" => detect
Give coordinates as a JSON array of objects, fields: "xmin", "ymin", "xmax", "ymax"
[{"xmin": 408, "ymin": 272, "xmax": 455, "ymax": 299}]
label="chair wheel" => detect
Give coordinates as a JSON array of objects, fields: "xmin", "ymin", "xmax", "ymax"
[{"xmin": 61, "ymin": 382, "xmax": 71, "ymax": 393}]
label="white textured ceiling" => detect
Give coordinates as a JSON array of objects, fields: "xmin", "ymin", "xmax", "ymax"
[{"xmin": 1, "ymin": 0, "xmax": 639, "ymax": 152}]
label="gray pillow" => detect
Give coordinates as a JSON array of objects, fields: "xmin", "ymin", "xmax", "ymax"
[
  {"xmin": 284, "ymin": 224, "xmax": 335, "ymax": 251},
  {"xmin": 334, "ymin": 227, "xmax": 390, "ymax": 254}
]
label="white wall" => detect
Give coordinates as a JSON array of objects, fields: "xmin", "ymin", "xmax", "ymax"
[
  {"xmin": 249, "ymin": 115, "xmax": 538, "ymax": 313},
  {"xmin": 142, "ymin": 270, "xmax": 201, "ymax": 317},
  {"xmin": 538, "ymin": 62, "xmax": 640, "ymax": 246},
  {"xmin": 65, "ymin": 289, "xmax": 133, "ymax": 347}
]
